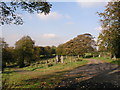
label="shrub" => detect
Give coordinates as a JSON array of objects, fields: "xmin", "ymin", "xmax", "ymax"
[
  {"xmin": 47, "ymin": 64, "xmax": 53, "ymax": 67},
  {"xmin": 76, "ymin": 59, "xmax": 82, "ymax": 61}
]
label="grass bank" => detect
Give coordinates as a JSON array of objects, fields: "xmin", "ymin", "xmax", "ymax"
[
  {"xmin": 2, "ymin": 58, "xmax": 88, "ymax": 89},
  {"xmin": 91, "ymin": 57, "xmax": 120, "ymax": 65}
]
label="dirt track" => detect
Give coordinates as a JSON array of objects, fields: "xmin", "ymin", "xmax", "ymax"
[{"xmin": 56, "ymin": 59, "xmax": 120, "ymax": 89}]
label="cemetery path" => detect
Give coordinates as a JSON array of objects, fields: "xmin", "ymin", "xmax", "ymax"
[{"xmin": 55, "ymin": 59, "xmax": 120, "ymax": 89}]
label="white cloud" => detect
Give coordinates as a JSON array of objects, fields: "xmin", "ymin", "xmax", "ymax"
[
  {"xmin": 37, "ymin": 12, "xmax": 62, "ymax": 20},
  {"xmin": 76, "ymin": 0, "xmax": 110, "ymax": 2},
  {"xmin": 37, "ymin": 11, "xmax": 71, "ymax": 20},
  {"xmin": 34, "ymin": 34, "xmax": 66, "ymax": 46},
  {"xmin": 78, "ymin": 2, "xmax": 96, "ymax": 7},
  {"xmin": 42, "ymin": 33, "xmax": 57, "ymax": 38},
  {"xmin": 76, "ymin": 0, "xmax": 107, "ymax": 8}
]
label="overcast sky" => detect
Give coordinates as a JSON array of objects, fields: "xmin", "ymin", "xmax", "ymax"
[{"xmin": 2, "ymin": 2, "xmax": 107, "ymax": 47}]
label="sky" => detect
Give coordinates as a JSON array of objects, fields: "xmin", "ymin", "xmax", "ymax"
[{"xmin": 2, "ymin": 2, "xmax": 107, "ymax": 47}]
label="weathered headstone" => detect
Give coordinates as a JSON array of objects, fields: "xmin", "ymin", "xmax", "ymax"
[
  {"xmin": 66, "ymin": 55, "xmax": 67, "ymax": 59},
  {"xmin": 112, "ymin": 56, "xmax": 116, "ymax": 60},
  {"xmin": 61, "ymin": 56, "xmax": 64, "ymax": 63},
  {"xmin": 56, "ymin": 55, "xmax": 59, "ymax": 63},
  {"xmin": 99, "ymin": 54, "xmax": 101, "ymax": 57},
  {"xmin": 56, "ymin": 55, "xmax": 61, "ymax": 63}
]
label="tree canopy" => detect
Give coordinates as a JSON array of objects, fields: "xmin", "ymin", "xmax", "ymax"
[
  {"xmin": 97, "ymin": 1, "xmax": 120, "ymax": 58},
  {"xmin": 0, "ymin": 38, "xmax": 14, "ymax": 71},
  {"xmin": 15, "ymin": 36, "xmax": 35, "ymax": 67},
  {"xmin": 57, "ymin": 33, "xmax": 96, "ymax": 56},
  {"xmin": 0, "ymin": 0, "xmax": 52, "ymax": 25}
]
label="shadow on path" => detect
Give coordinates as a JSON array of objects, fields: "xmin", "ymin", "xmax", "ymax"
[{"xmin": 55, "ymin": 59, "xmax": 120, "ymax": 89}]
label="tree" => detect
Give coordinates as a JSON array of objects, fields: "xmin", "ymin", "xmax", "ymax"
[
  {"xmin": 44, "ymin": 46, "xmax": 56, "ymax": 57},
  {"xmin": 66, "ymin": 33, "xmax": 96, "ymax": 56},
  {"xmin": 6, "ymin": 47, "xmax": 16, "ymax": 64},
  {"xmin": 0, "ymin": 38, "xmax": 8, "ymax": 70},
  {"xmin": 51, "ymin": 46, "xmax": 56, "ymax": 55},
  {"xmin": 33, "ymin": 46, "xmax": 45, "ymax": 60},
  {"xmin": 56, "ymin": 33, "xmax": 96, "ymax": 56},
  {"xmin": 33, "ymin": 46, "xmax": 40, "ymax": 60},
  {"xmin": 15, "ymin": 36, "xmax": 34, "ymax": 67},
  {"xmin": 56, "ymin": 44, "xmax": 65, "ymax": 55},
  {"xmin": 0, "ymin": 38, "xmax": 8, "ymax": 48},
  {"xmin": 97, "ymin": 1, "xmax": 120, "ymax": 58},
  {"xmin": 0, "ymin": 0, "xmax": 52, "ymax": 25},
  {"xmin": 0, "ymin": 38, "xmax": 14, "ymax": 71}
]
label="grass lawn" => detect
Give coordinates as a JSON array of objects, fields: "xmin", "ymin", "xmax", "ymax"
[
  {"xmin": 2, "ymin": 58, "xmax": 88, "ymax": 89},
  {"xmin": 91, "ymin": 57, "xmax": 120, "ymax": 65}
]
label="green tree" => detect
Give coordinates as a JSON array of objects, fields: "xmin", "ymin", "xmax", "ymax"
[
  {"xmin": 51, "ymin": 46, "xmax": 56, "ymax": 55},
  {"xmin": 56, "ymin": 44, "xmax": 64, "ymax": 55},
  {"xmin": 66, "ymin": 33, "xmax": 96, "ymax": 56},
  {"xmin": 0, "ymin": 0, "xmax": 52, "ymax": 25},
  {"xmin": 0, "ymin": 38, "xmax": 14, "ymax": 71},
  {"xmin": 33, "ymin": 46, "xmax": 40, "ymax": 60},
  {"xmin": 33, "ymin": 46, "xmax": 45, "ymax": 60},
  {"xmin": 0, "ymin": 38, "xmax": 8, "ymax": 70},
  {"xmin": 56, "ymin": 33, "xmax": 96, "ymax": 56},
  {"xmin": 44, "ymin": 46, "xmax": 54, "ymax": 57},
  {"xmin": 97, "ymin": 1, "xmax": 120, "ymax": 58},
  {"xmin": 15, "ymin": 36, "xmax": 34, "ymax": 67}
]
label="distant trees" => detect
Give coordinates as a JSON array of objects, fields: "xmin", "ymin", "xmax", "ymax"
[
  {"xmin": 1, "ymin": 36, "xmax": 57, "ymax": 69},
  {"xmin": 0, "ymin": 1, "xmax": 52, "ymax": 25},
  {"xmin": 1, "ymin": 38, "xmax": 8, "ymax": 69},
  {"xmin": 0, "ymin": 38, "xmax": 14, "ymax": 71},
  {"xmin": 2, "ymin": 33, "xmax": 96, "ymax": 69},
  {"xmin": 15, "ymin": 36, "xmax": 35, "ymax": 67},
  {"xmin": 33, "ymin": 46, "xmax": 56, "ymax": 60},
  {"xmin": 44, "ymin": 46, "xmax": 56, "ymax": 57},
  {"xmin": 56, "ymin": 44, "xmax": 65, "ymax": 55},
  {"xmin": 97, "ymin": 1, "xmax": 120, "ymax": 58},
  {"xmin": 57, "ymin": 33, "xmax": 96, "ymax": 57}
]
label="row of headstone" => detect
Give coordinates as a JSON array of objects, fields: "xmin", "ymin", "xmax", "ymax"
[
  {"xmin": 56, "ymin": 55, "xmax": 64, "ymax": 63},
  {"xmin": 55, "ymin": 55, "xmax": 82, "ymax": 64}
]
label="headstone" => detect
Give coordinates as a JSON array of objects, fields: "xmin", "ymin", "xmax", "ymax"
[
  {"xmin": 66, "ymin": 55, "xmax": 67, "ymax": 59},
  {"xmin": 99, "ymin": 54, "xmax": 101, "ymax": 57},
  {"xmin": 47, "ymin": 60, "xmax": 49, "ymax": 63},
  {"xmin": 56, "ymin": 55, "xmax": 59, "ymax": 62},
  {"xmin": 61, "ymin": 56, "xmax": 64, "ymax": 63},
  {"xmin": 112, "ymin": 56, "xmax": 116, "ymax": 60},
  {"xmin": 56, "ymin": 55, "xmax": 61, "ymax": 63}
]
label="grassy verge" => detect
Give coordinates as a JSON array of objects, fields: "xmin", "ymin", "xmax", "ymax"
[
  {"xmin": 91, "ymin": 57, "xmax": 120, "ymax": 65},
  {"xmin": 2, "ymin": 58, "xmax": 88, "ymax": 89}
]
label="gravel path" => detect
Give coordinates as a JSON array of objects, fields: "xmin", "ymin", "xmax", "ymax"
[{"xmin": 55, "ymin": 59, "xmax": 120, "ymax": 89}]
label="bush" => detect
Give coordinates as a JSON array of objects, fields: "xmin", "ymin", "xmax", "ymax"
[
  {"xmin": 2, "ymin": 78, "xmax": 14, "ymax": 89},
  {"xmin": 47, "ymin": 64, "xmax": 53, "ymax": 67},
  {"xmin": 84, "ymin": 55, "xmax": 93, "ymax": 58},
  {"xmin": 76, "ymin": 59, "xmax": 82, "ymax": 61}
]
